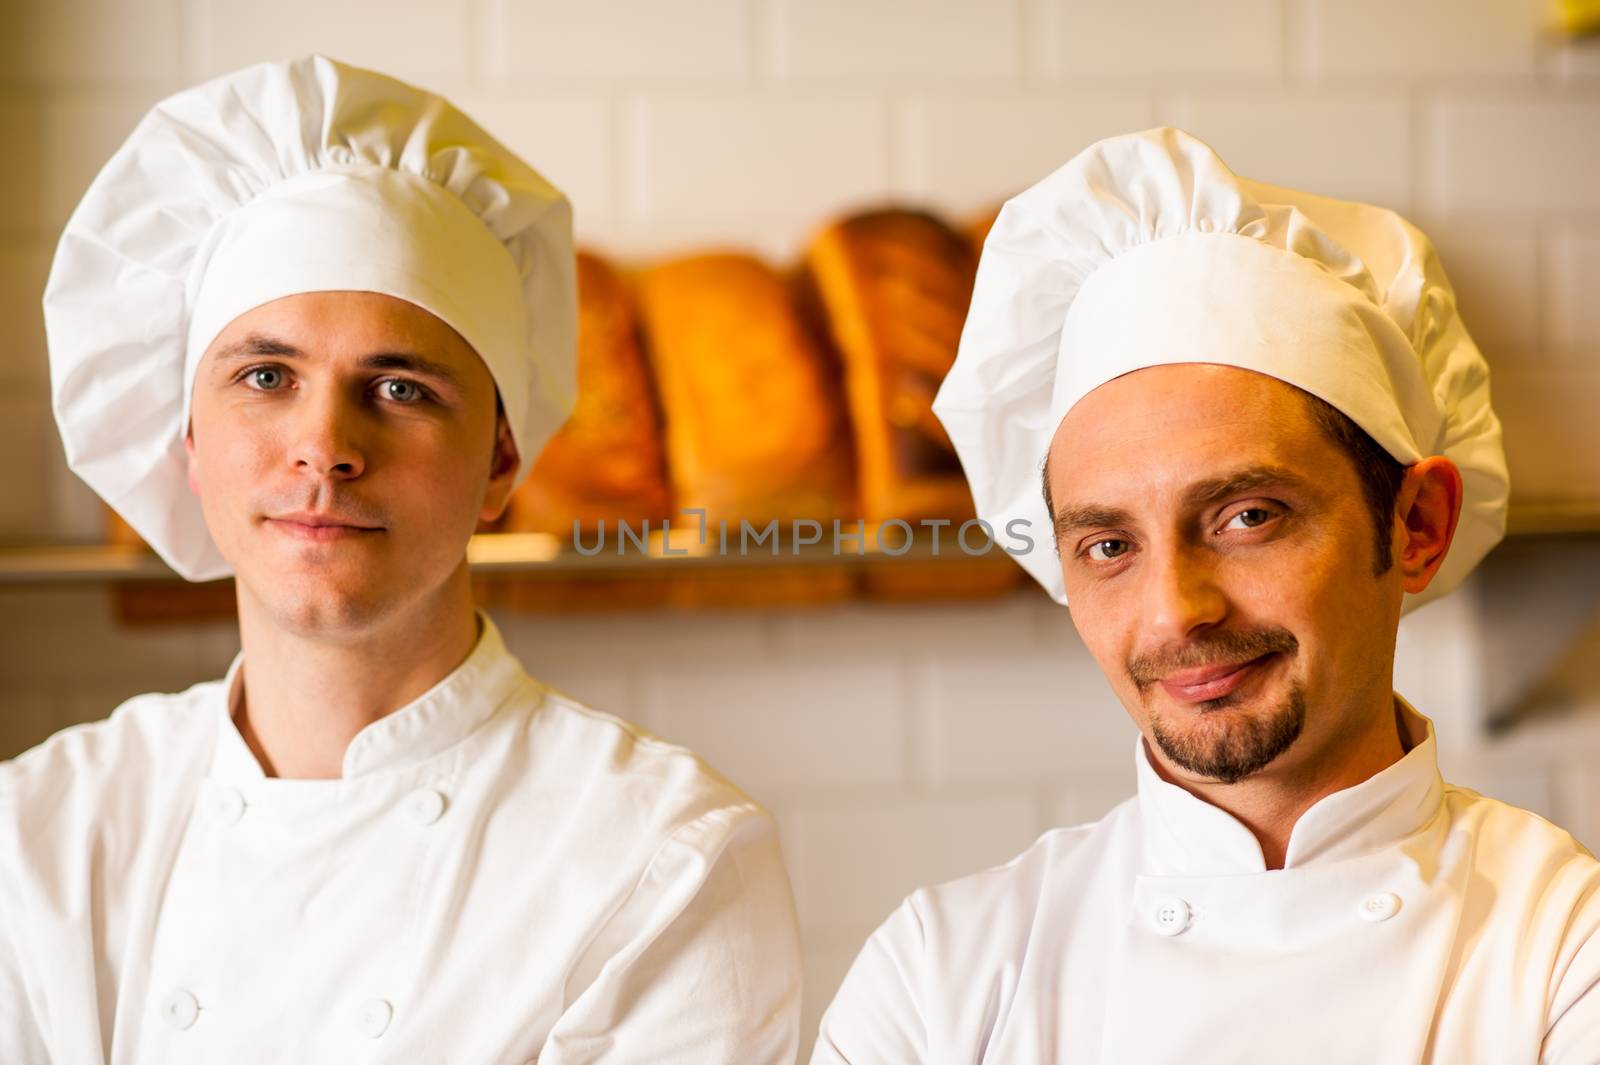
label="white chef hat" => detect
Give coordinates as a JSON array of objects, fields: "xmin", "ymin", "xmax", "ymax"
[
  {"xmin": 933, "ymin": 126, "xmax": 1508, "ymax": 613},
  {"xmin": 44, "ymin": 54, "xmax": 577, "ymax": 582}
]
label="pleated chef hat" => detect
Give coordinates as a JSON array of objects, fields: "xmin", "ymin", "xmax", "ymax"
[
  {"xmin": 44, "ymin": 54, "xmax": 577, "ymax": 582},
  {"xmin": 933, "ymin": 126, "xmax": 1508, "ymax": 613}
]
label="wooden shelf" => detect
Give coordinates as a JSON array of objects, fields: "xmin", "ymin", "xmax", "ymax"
[
  {"xmin": 1504, "ymin": 499, "xmax": 1600, "ymax": 537},
  {"xmin": 0, "ymin": 526, "xmax": 1038, "ymax": 584},
  {"xmin": 0, "ymin": 525, "xmax": 1028, "ymax": 619},
  {"xmin": 3, "ymin": 495, "xmax": 1587, "ymax": 588}
]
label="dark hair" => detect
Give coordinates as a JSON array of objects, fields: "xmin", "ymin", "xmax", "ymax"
[
  {"xmin": 1298, "ymin": 392, "xmax": 1407, "ymax": 575},
  {"xmin": 1039, "ymin": 390, "xmax": 1408, "ymax": 575}
]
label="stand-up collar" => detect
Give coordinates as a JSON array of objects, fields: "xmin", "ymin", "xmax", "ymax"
[
  {"xmin": 1134, "ymin": 695, "xmax": 1444, "ymax": 875},
  {"xmin": 211, "ymin": 610, "xmax": 527, "ymax": 784}
]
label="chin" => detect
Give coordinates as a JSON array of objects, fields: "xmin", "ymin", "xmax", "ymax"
[
  {"xmin": 1148, "ymin": 682, "xmax": 1308, "ymax": 784},
  {"xmin": 244, "ymin": 569, "xmax": 401, "ymax": 638}
]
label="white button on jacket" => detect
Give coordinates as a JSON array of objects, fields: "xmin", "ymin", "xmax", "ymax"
[
  {"xmin": 0, "ymin": 613, "xmax": 802, "ymax": 1063},
  {"xmin": 1360, "ymin": 891, "xmax": 1402, "ymax": 923},
  {"xmin": 209, "ymin": 786, "xmax": 245, "ymax": 826},
  {"xmin": 356, "ymin": 998, "xmax": 393, "ymax": 1039},
  {"xmin": 159, "ymin": 989, "xmax": 200, "ymax": 1031},
  {"xmin": 812, "ymin": 700, "xmax": 1600, "ymax": 1064},
  {"xmin": 402, "ymin": 787, "xmax": 446, "ymax": 826},
  {"xmin": 1149, "ymin": 897, "xmax": 1191, "ymax": 936}
]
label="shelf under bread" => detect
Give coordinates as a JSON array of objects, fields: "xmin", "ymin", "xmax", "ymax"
[
  {"xmin": 1, "ymin": 498, "xmax": 1596, "ymax": 586},
  {"xmin": 0, "ymin": 527, "xmax": 1019, "ymax": 584}
]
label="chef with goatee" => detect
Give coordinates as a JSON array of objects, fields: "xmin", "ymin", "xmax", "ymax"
[{"xmin": 812, "ymin": 126, "xmax": 1600, "ymax": 1064}]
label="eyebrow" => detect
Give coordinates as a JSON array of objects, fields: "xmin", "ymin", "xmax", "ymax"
[
  {"xmin": 1051, "ymin": 464, "xmax": 1315, "ymax": 540},
  {"xmin": 210, "ymin": 333, "xmax": 465, "ymax": 389}
]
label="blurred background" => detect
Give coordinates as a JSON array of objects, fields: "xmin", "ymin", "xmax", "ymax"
[{"xmin": 2, "ymin": 0, "xmax": 1600, "ymax": 1051}]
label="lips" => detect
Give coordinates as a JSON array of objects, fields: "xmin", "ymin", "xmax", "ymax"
[
  {"xmin": 270, "ymin": 510, "xmax": 380, "ymax": 529},
  {"xmin": 1158, "ymin": 653, "xmax": 1276, "ymax": 703},
  {"xmin": 265, "ymin": 511, "xmax": 383, "ymax": 542}
]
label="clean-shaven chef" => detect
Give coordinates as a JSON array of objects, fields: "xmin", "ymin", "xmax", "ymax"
[
  {"xmin": 811, "ymin": 127, "xmax": 1600, "ymax": 1063},
  {"xmin": 1, "ymin": 55, "xmax": 801, "ymax": 1063}
]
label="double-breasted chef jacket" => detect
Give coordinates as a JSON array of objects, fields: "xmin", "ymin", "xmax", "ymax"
[
  {"xmin": 0, "ymin": 612, "xmax": 802, "ymax": 1063},
  {"xmin": 812, "ymin": 698, "xmax": 1600, "ymax": 1064}
]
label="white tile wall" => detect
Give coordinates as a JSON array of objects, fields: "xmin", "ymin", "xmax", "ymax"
[
  {"xmin": 1492, "ymin": 364, "xmax": 1600, "ymax": 500},
  {"xmin": 1423, "ymin": 95, "xmax": 1600, "ymax": 214},
  {"xmin": 769, "ymin": 0, "xmax": 1021, "ymax": 81},
  {"xmin": 624, "ymin": 91, "xmax": 892, "ymax": 229},
  {"xmin": 1393, "ymin": 587, "xmax": 1492, "ymax": 743},
  {"xmin": 902, "ymin": 90, "xmax": 1155, "ymax": 212},
  {"xmin": 920, "ymin": 652, "xmax": 1135, "ymax": 783},
  {"xmin": 447, "ymin": 87, "xmax": 618, "ymax": 233},
  {"xmin": 1416, "ymin": 218, "xmax": 1542, "ymax": 358},
  {"xmin": 1555, "ymin": 761, "xmax": 1600, "ymax": 852},
  {"xmin": 642, "ymin": 659, "xmax": 908, "ymax": 799},
  {"xmin": 1300, "ymin": 0, "xmax": 1543, "ymax": 82},
  {"xmin": 4, "ymin": 2, "xmax": 1600, "ymax": 1059},
  {"xmin": 798, "ymin": 932, "xmax": 869, "ymax": 1059},
  {"xmin": 185, "ymin": 0, "xmax": 476, "ymax": 87},
  {"xmin": 1168, "ymin": 90, "xmax": 1412, "ymax": 210},
  {"xmin": 1544, "ymin": 223, "xmax": 1600, "ymax": 359},
  {"xmin": 786, "ymin": 790, "xmax": 1044, "ymax": 932},
  {"xmin": 486, "ymin": 0, "xmax": 753, "ymax": 83},
  {"xmin": 1037, "ymin": 0, "xmax": 1284, "ymax": 83}
]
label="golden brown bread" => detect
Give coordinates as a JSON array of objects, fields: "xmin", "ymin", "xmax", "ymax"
[
  {"xmin": 636, "ymin": 253, "xmax": 855, "ymax": 527},
  {"xmin": 803, "ymin": 209, "xmax": 979, "ymax": 524},
  {"xmin": 965, "ymin": 205, "xmax": 1001, "ymax": 261},
  {"xmin": 503, "ymin": 250, "xmax": 672, "ymax": 537}
]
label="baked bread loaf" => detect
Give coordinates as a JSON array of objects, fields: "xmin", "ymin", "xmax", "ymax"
[
  {"xmin": 636, "ymin": 253, "xmax": 855, "ymax": 526},
  {"xmin": 803, "ymin": 209, "xmax": 978, "ymax": 523},
  {"xmin": 503, "ymin": 251, "xmax": 671, "ymax": 536}
]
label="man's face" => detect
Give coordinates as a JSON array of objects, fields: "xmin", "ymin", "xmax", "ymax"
[
  {"xmin": 1046, "ymin": 364, "xmax": 1405, "ymax": 787},
  {"xmin": 185, "ymin": 291, "xmax": 518, "ymax": 635}
]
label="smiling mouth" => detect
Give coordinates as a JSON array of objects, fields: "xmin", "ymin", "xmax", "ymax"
[{"xmin": 1157, "ymin": 653, "xmax": 1277, "ymax": 704}]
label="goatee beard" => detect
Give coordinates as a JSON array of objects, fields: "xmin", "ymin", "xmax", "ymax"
[{"xmin": 1149, "ymin": 681, "xmax": 1307, "ymax": 784}]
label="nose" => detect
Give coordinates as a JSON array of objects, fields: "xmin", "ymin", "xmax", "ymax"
[
  {"xmin": 288, "ymin": 389, "xmax": 365, "ymax": 480},
  {"xmin": 1141, "ymin": 537, "xmax": 1228, "ymax": 642}
]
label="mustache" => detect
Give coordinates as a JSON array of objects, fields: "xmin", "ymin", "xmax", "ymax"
[{"xmin": 1127, "ymin": 627, "xmax": 1299, "ymax": 690}]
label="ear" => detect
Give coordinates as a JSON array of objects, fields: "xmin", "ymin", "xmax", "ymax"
[
  {"xmin": 478, "ymin": 412, "xmax": 522, "ymax": 524},
  {"xmin": 1393, "ymin": 456, "xmax": 1464, "ymax": 595}
]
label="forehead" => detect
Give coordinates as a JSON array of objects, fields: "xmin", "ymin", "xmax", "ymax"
[
  {"xmin": 203, "ymin": 290, "xmax": 481, "ymax": 368},
  {"xmin": 1047, "ymin": 363, "xmax": 1333, "ymax": 500}
]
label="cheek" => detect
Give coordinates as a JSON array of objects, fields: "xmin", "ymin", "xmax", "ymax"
[
  {"xmin": 190, "ymin": 413, "xmax": 263, "ymax": 491},
  {"xmin": 401, "ymin": 433, "xmax": 490, "ymax": 521},
  {"xmin": 1219, "ymin": 532, "xmax": 1375, "ymax": 678}
]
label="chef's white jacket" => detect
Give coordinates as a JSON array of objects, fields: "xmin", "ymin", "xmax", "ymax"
[
  {"xmin": 0, "ymin": 612, "xmax": 802, "ymax": 1063},
  {"xmin": 812, "ymin": 699, "xmax": 1600, "ymax": 1064}
]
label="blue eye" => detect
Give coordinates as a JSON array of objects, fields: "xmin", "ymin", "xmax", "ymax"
[
  {"xmin": 381, "ymin": 379, "xmax": 423, "ymax": 403},
  {"xmin": 246, "ymin": 367, "xmax": 284, "ymax": 390}
]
